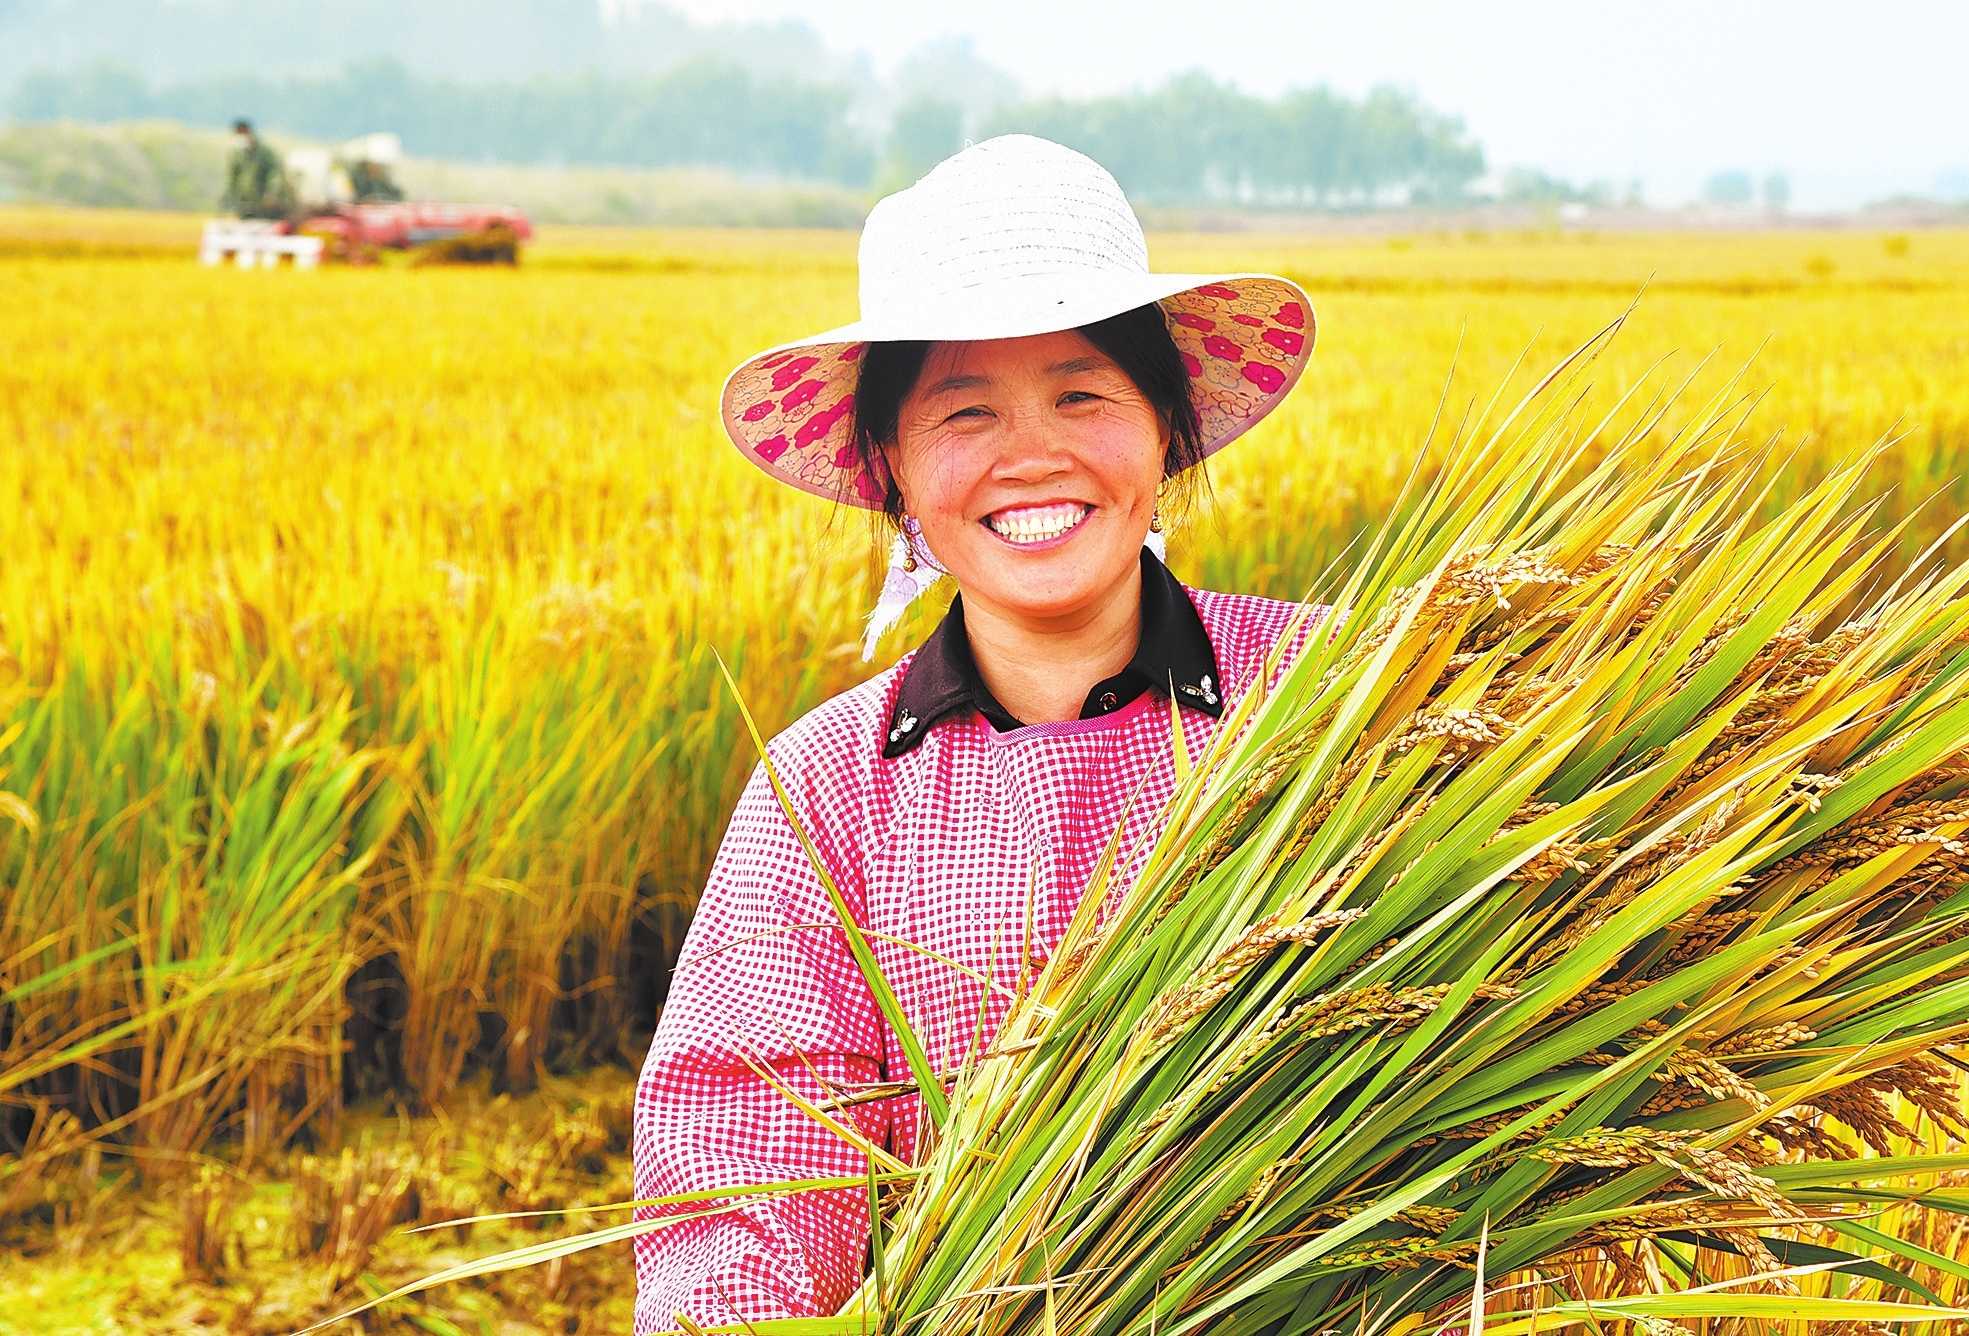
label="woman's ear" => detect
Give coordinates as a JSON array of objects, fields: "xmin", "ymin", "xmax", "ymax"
[{"xmin": 876, "ymin": 443, "xmax": 909, "ymax": 515}]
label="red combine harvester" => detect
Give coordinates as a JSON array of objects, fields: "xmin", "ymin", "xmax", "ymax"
[{"xmin": 201, "ymin": 132, "xmax": 534, "ymax": 267}]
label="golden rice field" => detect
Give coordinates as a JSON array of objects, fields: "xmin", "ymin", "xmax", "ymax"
[{"xmin": 2, "ymin": 208, "xmax": 1968, "ymax": 1330}]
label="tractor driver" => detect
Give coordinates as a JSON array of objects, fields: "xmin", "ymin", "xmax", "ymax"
[
  {"xmin": 348, "ymin": 157, "xmax": 405, "ymax": 204},
  {"xmin": 222, "ymin": 118, "xmax": 297, "ymax": 221}
]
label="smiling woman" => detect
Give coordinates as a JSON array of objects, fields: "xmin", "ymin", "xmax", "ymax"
[
  {"xmin": 632, "ymin": 135, "xmax": 1322, "ymax": 1333},
  {"xmin": 849, "ymin": 300, "xmax": 1208, "ymax": 529}
]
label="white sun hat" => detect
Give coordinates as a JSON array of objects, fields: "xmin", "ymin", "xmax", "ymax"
[{"xmin": 718, "ymin": 133, "xmax": 1317, "ymax": 510}]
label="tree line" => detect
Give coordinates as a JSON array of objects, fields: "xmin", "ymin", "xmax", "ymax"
[
  {"xmin": 10, "ymin": 59, "xmax": 1487, "ymax": 207},
  {"xmin": 0, "ymin": 0, "xmax": 867, "ymax": 88},
  {"xmin": 973, "ymin": 77, "xmax": 1484, "ymax": 206}
]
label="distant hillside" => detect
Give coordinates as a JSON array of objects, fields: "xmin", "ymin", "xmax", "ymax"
[
  {"xmin": 0, "ymin": 120, "xmax": 224, "ymax": 210},
  {"xmin": 0, "ymin": 120, "xmax": 870, "ymax": 226}
]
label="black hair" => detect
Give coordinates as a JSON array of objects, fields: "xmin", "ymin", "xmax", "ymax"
[
  {"xmin": 846, "ymin": 302, "xmax": 1209, "ymax": 528},
  {"xmin": 232, "ymin": 118, "xmax": 253, "ymax": 134}
]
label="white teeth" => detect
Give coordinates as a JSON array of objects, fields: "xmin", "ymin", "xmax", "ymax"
[{"xmin": 986, "ymin": 504, "xmax": 1088, "ymax": 545}]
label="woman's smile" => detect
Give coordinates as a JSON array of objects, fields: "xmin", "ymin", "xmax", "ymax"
[{"xmin": 981, "ymin": 500, "xmax": 1094, "ymax": 549}]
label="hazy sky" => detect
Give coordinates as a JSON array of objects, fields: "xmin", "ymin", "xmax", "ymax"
[{"xmin": 665, "ymin": 0, "xmax": 1969, "ymax": 211}]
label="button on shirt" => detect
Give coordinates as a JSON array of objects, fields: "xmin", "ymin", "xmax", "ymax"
[{"xmin": 632, "ymin": 555, "xmax": 1330, "ymax": 1333}]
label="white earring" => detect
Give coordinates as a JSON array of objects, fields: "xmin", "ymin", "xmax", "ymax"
[{"xmin": 861, "ymin": 515, "xmax": 946, "ymax": 661}]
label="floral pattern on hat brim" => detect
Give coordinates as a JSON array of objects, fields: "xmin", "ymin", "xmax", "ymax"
[{"xmin": 719, "ymin": 275, "xmax": 1316, "ymax": 509}]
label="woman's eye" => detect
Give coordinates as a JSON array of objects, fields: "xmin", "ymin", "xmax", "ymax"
[
  {"xmin": 947, "ymin": 406, "xmax": 990, "ymax": 421},
  {"xmin": 1060, "ymin": 391, "xmax": 1099, "ymax": 405}
]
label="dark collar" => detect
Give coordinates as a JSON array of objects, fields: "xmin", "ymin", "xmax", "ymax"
[{"xmin": 883, "ymin": 547, "xmax": 1222, "ymax": 757}]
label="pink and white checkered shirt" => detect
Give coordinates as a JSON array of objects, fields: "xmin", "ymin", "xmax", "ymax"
[{"xmin": 631, "ymin": 577, "xmax": 1325, "ymax": 1334}]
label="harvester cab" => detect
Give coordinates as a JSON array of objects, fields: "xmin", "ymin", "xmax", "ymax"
[
  {"xmin": 278, "ymin": 134, "xmax": 402, "ymax": 209},
  {"xmin": 337, "ymin": 132, "xmax": 406, "ymax": 204}
]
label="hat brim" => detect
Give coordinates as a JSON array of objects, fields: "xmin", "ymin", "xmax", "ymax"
[{"xmin": 718, "ymin": 272, "xmax": 1316, "ymax": 509}]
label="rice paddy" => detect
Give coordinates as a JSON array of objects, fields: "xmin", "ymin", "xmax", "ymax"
[{"xmin": 2, "ymin": 209, "xmax": 1967, "ymax": 1330}]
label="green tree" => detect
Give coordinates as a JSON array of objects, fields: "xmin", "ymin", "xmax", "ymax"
[
  {"xmin": 1703, "ymin": 168, "xmax": 1755, "ymax": 206},
  {"xmin": 1269, "ymin": 87, "xmax": 1350, "ymax": 205},
  {"xmin": 888, "ymin": 36, "xmax": 1018, "ymax": 126}
]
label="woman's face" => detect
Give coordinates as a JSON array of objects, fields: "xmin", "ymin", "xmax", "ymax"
[{"xmin": 886, "ymin": 330, "xmax": 1167, "ymax": 627}]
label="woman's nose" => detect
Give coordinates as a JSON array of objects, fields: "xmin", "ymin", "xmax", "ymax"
[{"xmin": 991, "ymin": 406, "xmax": 1071, "ymax": 481}]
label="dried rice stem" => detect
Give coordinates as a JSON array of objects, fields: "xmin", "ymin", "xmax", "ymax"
[
  {"xmin": 1576, "ymin": 1198, "xmax": 1783, "ymax": 1245},
  {"xmin": 1320, "ymin": 1234, "xmax": 1482, "ymax": 1271},
  {"xmin": 1305, "ymin": 1201, "xmax": 1463, "ymax": 1234},
  {"xmin": 1636, "ymin": 1081, "xmax": 1712, "ymax": 1118},
  {"xmin": 1766, "ymin": 1113, "xmax": 1856, "ymax": 1159},
  {"xmin": 1762, "ymin": 797, "xmax": 1969, "ymax": 876},
  {"xmin": 1435, "ymin": 548, "xmax": 1583, "ymax": 610},
  {"xmin": 1147, "ymin": 908, "xmax": 1368, "ymax": 1044},
  {"xmin": 1663, "ymin": 1050, "xmax": 1768, "ymax": 1109},
  {"xmin": 1526, "ymin": 796, "xmax": 1745, "ymax": 971},
  {"xmin": 1669, "ymin": 612, "xmax": 1750, "ymax": 691},
  {"xmin": 1387, "ymin": 705, "xmax": 1517, "ymax": 757},
  {"xmin": 1709, "ymin": 1021, "xmax": 1816, "ymax": 1056},
  {"xmin": 1528, "ymin": 1128, "xmax": 1790, "ymax": 1217},
  {"xmin": 1142, "ymin": 980, "xmax": 1519, "ymax": 1136},
  {"xmin": 1157, "ymin": 727, "xmax": 1331, "ymax": 915},
  {"xmin": 1415, "ymin": 1104, "xmax": 1567, "ymax": 1147},
  {"xmin": 1664, "ymin": 907, "xmax": 1757, "ymax": 961},
  {"xmin": 1707, "ymin": 679, "xmax": 1819, "ymax": 748},
  {"xmin": 1720, "ymin": 1226, "xmax": 1798, "ymax": 1294},
  {"xmin": 1503, "ymin": 800, "xmax": 1563, "ymax": 830},
  {"xmin": 1905, "ymin": 757, "xmax": 1969, "ymax": 800},
  {"xmin": 1518, "ymin": 835, "xmax": 1621, "ymax": 885},
  {"xmin": 1551, "ymin": 979, "xmax": 1651, "ymax": 1012}
]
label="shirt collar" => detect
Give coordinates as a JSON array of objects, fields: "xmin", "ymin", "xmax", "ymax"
[{"xmin": 882, "ymin": 546, "xmax": 1222, "ymax": 757}]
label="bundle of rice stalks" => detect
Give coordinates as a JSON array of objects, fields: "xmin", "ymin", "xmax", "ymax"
[
  {"xmin": 788, "ymin": 325, "xmax": 1969, "ymax": 1334},
  {"xmin": 318, "ymin": 322, "xmax": 1969, "ymax": 1332}
]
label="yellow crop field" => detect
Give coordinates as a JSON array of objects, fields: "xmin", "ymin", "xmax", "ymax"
[{"xmin": 2, "ymin": 210, "xmax": 1967, "ymax": 1329}]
